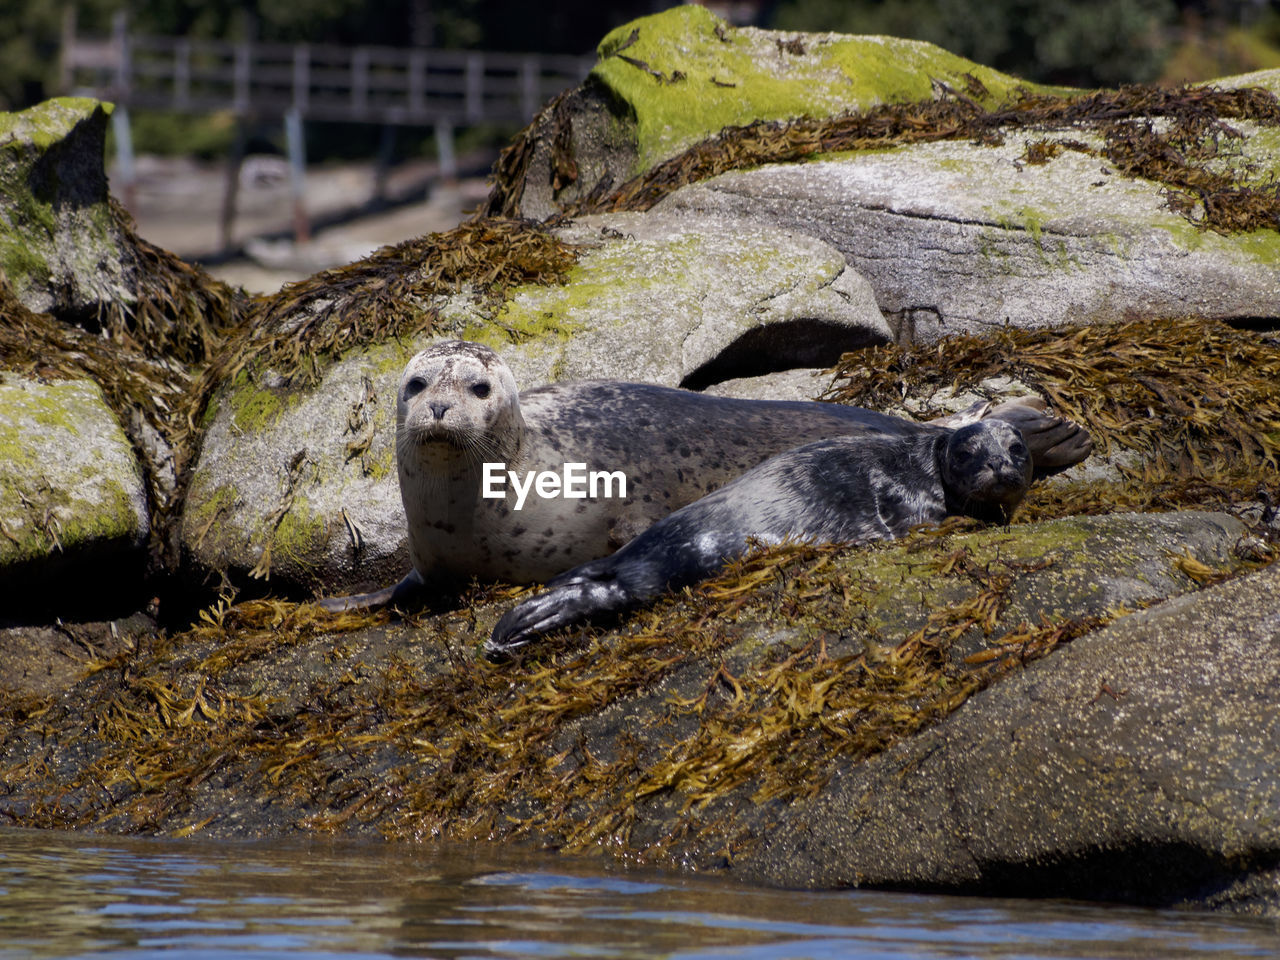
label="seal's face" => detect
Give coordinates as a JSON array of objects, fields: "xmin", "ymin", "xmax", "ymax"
[
  {"xmin": 396, "ymin": 340, "xmax": 522, "ymax": 466},
  {"xmin": 941, "ymin": 420, "xmax": 1033, "ymax": 515}
]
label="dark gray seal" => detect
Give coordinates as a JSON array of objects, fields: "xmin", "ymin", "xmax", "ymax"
[
  {"xmin": 487, "ymin": 419, "xmax": 1033, "ymax": 656},
  {"xmin": 320, "ymin": 340, "xmax": 1088, "ymax": 612}
]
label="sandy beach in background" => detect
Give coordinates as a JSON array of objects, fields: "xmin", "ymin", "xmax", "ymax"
[{"xmin": 114, "ymin": 153, "xmax": 494, "ymax": 295}]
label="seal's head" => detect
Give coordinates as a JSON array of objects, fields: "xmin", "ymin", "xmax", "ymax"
[
  {"xmin": 940, "ymin": 420, "xmax": 1033, "ymax": 520},
  {"xmin": 396, "ymin": 340, "xmax": 523, "ymax": 468}
]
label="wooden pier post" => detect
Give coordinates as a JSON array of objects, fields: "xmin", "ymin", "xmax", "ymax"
[
  {"xmin": 110, "ymin": 105, "xmax": 137, "ymax": 214},
  {"xmin": 435, "ymin": 122, "xmax": 457, "ymax": 182},
  {"xmin": 374, "ymin": 124, "xmax": 397, "ymax": 202},
  {"xmin": 218, "ymin": 120, "xmax": 247, "ymax": 254},
  {"xmin": 284, "ymin": 108, "xmax": 310, "ymax": 245}
]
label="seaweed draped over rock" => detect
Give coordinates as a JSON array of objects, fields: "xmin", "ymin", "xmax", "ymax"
[
  {"xmin": 1, "ymin": 98, "xmax": 242, "ymax": 575},
  {"xmin": 0, "ymin": 99, "xmax": 241, "ymax": 367},
  {"xmin": 488, "ymin": 81, "xmax": 1280, "ymax": 236},
  {"xmin": 824, "ymin": 315, "xmax": 1280, "ymax": 520},
  {"xmin": 209, "ymin": 218, "xmax": 581, "ymax": 392},
  {"xmin": 90, "ymin": 202, "xmax": 242, "ymax": 368},
  {"xmin": 4, "ymin": 512, "xmax": 1244, "ymax": 850},
  {"xmin": 0, "ymin": 226, "xmax": 238, "ymax": 570},
  {"xmin": 2, "ymin": 215, "xmax": 579, "ymax": 583}
]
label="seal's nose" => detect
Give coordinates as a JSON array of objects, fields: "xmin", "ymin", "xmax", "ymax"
[
  {"xmin": 1000, "ymin": 466, "xmax": 1024, "ymax": 485},
  {"xmin": 989, "ymin": 464, "xmax": 1029, "ymax": 500},
  {"xmin": 429, "ymin": 401, "xmax": 450, "ymax": 420}
]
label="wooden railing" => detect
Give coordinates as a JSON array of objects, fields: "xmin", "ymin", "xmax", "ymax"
[
  {"xmin": 59, "ymin": 13, "xmax": 597, "ymax": 251},
  {"xmin": 61, "ymin": 14, "xmax": 595, "ymax": 126}
]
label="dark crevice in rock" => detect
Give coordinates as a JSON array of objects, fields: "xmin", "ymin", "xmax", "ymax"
[
  {"xmin": 1225, "ymin": 316, "xmax": 1280, "ymax": 334},
  {"xmin": 971, "ymin": 843, "xmax": 1280, "ymax": 910},
  {"xmin": 0, "ymin": 542, "xmax": 149, "ymax": 629},
  {"xmin": 679, "ymin": 319, "xmax": 891, "ymax": 391}
]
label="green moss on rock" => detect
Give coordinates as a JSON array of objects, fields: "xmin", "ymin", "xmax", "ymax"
[
  {"xmin": 272, "ymin": 497, "xmax": 329, "ymax": 567},
  {"xmin": 591, "ymin": 5, "xmax": 1057, "ymax": 174},
  {"xmin": 0, "ymin": 375, "xmax": 145, "ymax": 565},
  {"xmin": 463, "ymin": 235, "xmax": 691, "ymax": 348},
  {"xmin": 225, "ymin": 370, "xmax": 300, "ymax": 434},
  {"xmin": 181, "ymin": 479, "xmax": 238, "ymax": 552},
  {"xmin": 0, "ymin": 97, "xmax": 110, "ymax": 145}
]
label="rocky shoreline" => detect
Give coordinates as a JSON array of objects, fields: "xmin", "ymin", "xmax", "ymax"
[{"xmin": 2, "ymin": 6, "xmax": 1279, "ymax": 915}]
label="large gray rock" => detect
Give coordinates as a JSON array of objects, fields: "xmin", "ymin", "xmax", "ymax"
[
  {"xmin": 0, "ymin": 373, "xmax": 149, "ymax": 618},
  {"xmin": 492, "ymin": 3, "xmax": 1280, "ymax": 345},
  {"xmin": 181, "ymin": 210, "xmax": 890, "ymax": 594},
  {"xmin": 5, "ymin": 510, "xmax": 1274, "ymax": 917},
  {"xmin": 733, "ymin": 550, "xmax": 1280, "ymax": 914},
  {"xmin": 494, "ymin": 5, "xmax": 1053, "ymax": 221},
  {"xmin": 657, "ymin": 123, "xmax": 1280, "ymax": 340},
  {"xmin": 494, "ymin": 212, "xmax": 891, "ymax": 387}
]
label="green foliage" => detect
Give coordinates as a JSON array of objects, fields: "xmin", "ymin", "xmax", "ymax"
[
  {"xmin": 1160, "ymin": 16, "xmax": 1280, "ymax": 83},
  {"xmin": 772, "ymin": 0, "xmax": 1179, "ymax": 86},
  {"xmin": 1262, "ymin": 7, "xmax": 1280, "ymax": 48},
  {"xmin": 1, "ymin": 0, "xmax": 657, "ymax": 155},
  {"xmin": 1019, "ymin": 0, "xmax": 1175, "ymax": 84},
  {"xmin": 0, "ymin": 0, "xmax": 122, "ymax": 110},
  {"xmin": 132, "ymin": 0, "xmax": 436, "ymax": 47},
  {"xmin": 109, "ymin": 0, "xmax": 646, "ymax": 52},
  {"xmin": 117, "ymin": 109, "xmax": 237, "ymax": 160}
]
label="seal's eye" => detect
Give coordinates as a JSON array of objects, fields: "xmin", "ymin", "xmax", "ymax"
[
  {"xmin": 1009, "ymin": 442, "xmax": 1027, "ymax": 457},
  {"xmin": 404, "ymin": 376, "xmax": 427, "ymax": 399},
  {"xmin": 471, "ymin": 381, "xmax": 491, "ymax": 399}
]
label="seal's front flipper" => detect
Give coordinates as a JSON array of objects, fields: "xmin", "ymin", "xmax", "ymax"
[
  {"xmin": 316, "ymin": 569, "xmax": 425, "ymax": 613},
  {"xmin": 486, "ymin": 567, "xmax": 633, "ymax": 660},
  {"xmin": 485, "ymin": 590, "xmax": 577, "ymax": 659}
]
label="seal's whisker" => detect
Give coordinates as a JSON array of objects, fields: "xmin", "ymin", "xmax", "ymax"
[{"xmin": 466, "ymin": 431, "xmax": 504, "ymax": 465}]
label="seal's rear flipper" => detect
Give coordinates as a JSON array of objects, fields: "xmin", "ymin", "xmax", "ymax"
[
  {"xmin": 316, "ymin": 569, "xmax": 425, "ymax": 613},
  {"xmin": 926, "ymin": 398, "xmax": 993, "ymax": 428},
  {"xmin": 984, "ymin": 399, "xmax": 1092, "ymax": 476},
  {"xmin": 928, "ymin": 396, "xmax": 1091, "ymax": 475}
]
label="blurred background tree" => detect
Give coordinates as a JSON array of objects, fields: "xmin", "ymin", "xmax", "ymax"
[
  {"xmin": 2, "ymin": 0, "xmax": 660, "ymax": 158},
  {"xmin": 4, "ymin": 0, "xmax": 1278, "ymax": 155},
  {"xmin": 1, "ymin": 0, "xmax": 112, "ymax": 109},
  {"xmin": 769, "ymin": 0, "xmax": 1177, "ymax": 85},
  {"xmin": 769, "ymin": 0, "xmax": 1280, "ymax": 86},
  {"xmin": 0, "ymin": 0, "xmax": 659, "ymax": 111}
]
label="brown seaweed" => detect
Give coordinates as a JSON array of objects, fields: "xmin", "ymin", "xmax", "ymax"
[{"xmin": 484, "ymin": 82, "xmax": 1280, "ymax": 235}]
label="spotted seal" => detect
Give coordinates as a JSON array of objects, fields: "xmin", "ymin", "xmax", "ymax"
[
  {"xmin": 320, "ymin": 340, "xmax": 1088, "ymax": 611},
  {"xmin": 487, "ymin": 419, "xmax": 1033, "ymax": 656}
]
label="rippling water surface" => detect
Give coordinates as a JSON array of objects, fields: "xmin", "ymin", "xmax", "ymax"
[{"xmin": 1, "ymin": 827, "xmax": 1278, "ymax": 959}]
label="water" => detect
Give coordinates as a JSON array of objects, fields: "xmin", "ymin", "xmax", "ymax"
[{"xmin": 1, "ymin": 828, "xmax": 1277, "ymax": 959}]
